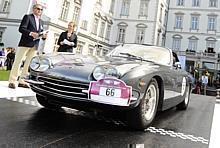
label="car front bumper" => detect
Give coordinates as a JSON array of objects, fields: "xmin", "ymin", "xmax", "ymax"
[{"xmin": 26, "ymin": 77, "xmax": 141, "ymax": 111}]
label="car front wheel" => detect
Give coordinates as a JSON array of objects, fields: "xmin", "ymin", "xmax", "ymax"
[{"xmin": 126, "ymin": 78, "xmax": 159, "ymax": 130}]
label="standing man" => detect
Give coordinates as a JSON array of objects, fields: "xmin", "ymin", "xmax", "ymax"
[
  {"xmin": 202, "ymin": 73, "xmax": 209, "ymax": 95},
  {"xmin": 8, "ymin": 4, "xmax": 47, "ymax": 89}
]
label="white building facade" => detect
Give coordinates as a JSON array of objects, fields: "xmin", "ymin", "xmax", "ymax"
[
  {"xmin": 110, "ymin": 0, "xmax": 169, "ymax": 46},
  {"xmin": 76, "ymin": 0, "xmax": 113, "ymax": 56},
  {"xmin": 166, "ymin": 0, "xmax": 220, "ymax": 53},
  {"xmin": 0, "ymin": 0, "xmax": 31, "ymax": 48},
  {"xmin": 0, "ymin": 0, "xmax": 169, "ymax": 55},
  {"xmin": 166, "ymin": 0, "xmax": 220, "ymax": 85}
]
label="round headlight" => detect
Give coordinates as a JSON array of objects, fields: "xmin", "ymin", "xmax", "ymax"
[
  {"xmin": 93, "ymin": 66, "xmax": 120, "ymax": 80},
  {"xmin": 30, "ymin": 57, "xmax": 51, "ymax": 71},
  {"xmin": 106, "ymin": 67, "xmax": 119, "ymax": 78},
  {"xmin": 93, "ymin": 66, "xmax": 105, "ymax": 80},
  {"xmin": 30, "ymin": 57, "xmax": 40, "ymax": 70},
  {"xmin": 38, "ymin": 58, "xmax": 50, "ymax": 71}
]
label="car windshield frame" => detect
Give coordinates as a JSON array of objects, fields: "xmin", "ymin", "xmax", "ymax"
[{"xmin": 107, "ymin": 44, "xmax": 172, "ymax": 66}]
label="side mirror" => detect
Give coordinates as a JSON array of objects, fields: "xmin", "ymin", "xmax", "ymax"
[{"xmin": 174, "ymin": 62, "xmax": 181, "ymax": 69}]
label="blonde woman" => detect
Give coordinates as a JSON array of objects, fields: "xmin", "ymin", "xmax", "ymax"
[{"xmin": 57, "ymin": 22, "xmax": 78, "ymax": 52}]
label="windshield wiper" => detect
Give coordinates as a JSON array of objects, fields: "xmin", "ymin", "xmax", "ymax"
[
  {"xmin": 110, "ymin": 52, "xmax": 154, "ymax": 63},
  {"xmin": 120, "ymin": 52, "xmax": 143, "ymax": 61}
]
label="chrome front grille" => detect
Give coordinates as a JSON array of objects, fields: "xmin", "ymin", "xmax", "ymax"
[{"xmin": 37, "ymin": 76, "xmax": 89, "ymax": 99}]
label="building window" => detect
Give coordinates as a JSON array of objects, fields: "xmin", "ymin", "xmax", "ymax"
[
  {"xmin": 91, "ymin": 18, "xmax": 99, "ymax": 35},
  {"xmin": 53, "ymin": 33, "xmax": 60, "ymax": 52},
  {"xmin": 156, "ymin": 32, "xmax": 160, "ymax": 46},
  {"xmin": 191, "ymin": 16, "xmax": 199, "ymax": 30},
  {"xmin": 96, "ymin": 49, "xmax": 101, "ymax": 56},
  {"xmin": 208, "ymin": 16, "xmax": 216, "ymax": 31},
  {"xmin": 105, "ymin": 24, "xmax": 111, "ymax": 40},
  {"xmin": 1, "ymin": 0, "xmax": 10, "ymax": 12},
  {"xmin": 102, "ymin": 49, "xmax": 108, "ymax": 56},
  {"xmin": 139, "ymin": 0, "xmax": 148, "ymax": 16},
  {"xmin": 175, "ymin": 15, "xmax": 183, "ymax": 29},
  {"xmin": 203, "ymin": 62, "xmax": 215, "ymax": 69},
  {"xmin": 60, "ymin": 0, "xmax": 70, "ymax": 20},
  {"xmin": 121, "ymin": 0, "xmax": 131, "ymax": 16},
  {"xmin": 72, "ymin": 6, "xmax": 80, "ymax": 25},
  {"xmin": 117, "ymin": 22, "xmax": 127, "ymax": 43},
  {"xmin": 159, "ymin": 6, "xmax": 163, "ymax": 22},
  {"xmin": 162, "ymin": 34, "xmax": 166, "ymax": 47},
  {"xmin": 99, "ymin": 21, "xmax": 105, "ymax": 37},
  {"xmin": 188, "ymin": 37, "xmax": 198, "ymax": 51},
  {"xmin": 177, "ymin": 0, "xmax": 184, "ymax": 6},
  {"xmin": 209, "ymin": 0, "xmax": 218, "ymax": 7},
  {"xmin": 88, "ymin": 48, "xmax": 94, "ymax": 55},
  {"xmin": 81, "ymin": 20, "xmax": 88, "ymax": 30},
  {"xmin": 206, "ymin": 37, "xmax": 216, "ymax": 49},
  {"xmin": 109, "ymin": 0, "xmax": 115, "ymax": 13},
  {"xmin": 206, "ymin": 41, "xmax": 216, "ymax": 49},
  {"xmin": 192, "ymin": 0, "xmax": 200, "ymax": 6},
  {"xmin": 164, "ymin": 10, "xmax": 168, "ymax": 27},
  {"xmin": 172, "ymin": 35, "xmax": 182, "ymax": 51},
  {"xmin": 135, "ymin": 28, "xmax": 145, "ymax": 44},
  {"xmin": 0, "ymin": 27, "xmax": 6, "ymax": 44},
  {"xmin": 0, "ymin": 31, "xmax": 3, "ymax": 43},
  {"xmin": 76, "ymin": 44, "xmax": 83, "ymax": 54},
  {"xmin": 172, "ymin": 38, "xmax": 181, "ymax": 50},
  {"xmin": 117, "ymin": 27, "xmax": 126, "ymax": 43}
]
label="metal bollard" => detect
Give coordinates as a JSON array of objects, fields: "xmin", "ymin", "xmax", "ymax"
[{"xmin": 216, "ymin": 89, "xmax": 220, "ymax": 99}]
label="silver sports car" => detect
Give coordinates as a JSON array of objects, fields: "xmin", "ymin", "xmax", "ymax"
[{"xmin": 26, "ymin": 44, "xmax": 192, "ymax": 129}]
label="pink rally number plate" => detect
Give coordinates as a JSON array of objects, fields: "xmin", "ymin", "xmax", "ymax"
[{"xmin": 89, "ymin": 78, "xmax": 132, "ymax": 106}]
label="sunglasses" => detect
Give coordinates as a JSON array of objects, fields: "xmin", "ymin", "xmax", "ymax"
[{"xmin": 35, "ymin": 7, "xmax": 43, "ymax": 11}]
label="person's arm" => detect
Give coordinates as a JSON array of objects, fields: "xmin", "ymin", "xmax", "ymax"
[
  {"xmin": 57, "ymin": 32, "xmax": 65, "ymax": 45},
  {"xmin": 67, "ymin": 34, "xmax": 77, "ymax": 47},
  {"xmin": 18, "ymin": 15, "xmax": 31, "ymax": 36},
  {"xmin": 41, "ymin": 32, "xmax": 48, "ymax": 40}
]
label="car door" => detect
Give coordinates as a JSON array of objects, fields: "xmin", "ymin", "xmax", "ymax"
[
  {"xmin": 162, "ymin": 65, "xmax": 179, "ymax": 99},
  {"xmin": 172, "ymin": 64, "xmax": 185, "ymax": 96}
]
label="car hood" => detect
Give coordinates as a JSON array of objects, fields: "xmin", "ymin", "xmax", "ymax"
[{"xmin": 41, "ymin": 53, "xmax": 155, "ymax": 82}]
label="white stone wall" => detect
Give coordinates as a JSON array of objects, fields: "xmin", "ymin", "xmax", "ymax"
[
  {"xmin": 0, "ymin": 0, "xmax": 31, "ymax": 49},
  {"xmin": 111, "ymin": 0, "xmax": 169, "ymax": 46},
  {"xmin": 166, "ymin": 0, "xmax": 220, "ymax": 52},
  {"xmin": 77, "ymin": 0, "xmax": 112, "ymax": 54},
  {"xmin": 111, "ymin": 0, "xmax": 157, "ymax": 45},
  {"xmin": 3, "ymin": 0, "xmax": 219, "ymax": 55},
  {"xmin": 1, "ymin": 23, "xmax": 20, "ymax": 48}
]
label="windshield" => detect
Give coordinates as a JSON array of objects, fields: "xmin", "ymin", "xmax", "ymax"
[{"xmin": 107, "ymin": 44, "xmax": 172, "ymax": 65}]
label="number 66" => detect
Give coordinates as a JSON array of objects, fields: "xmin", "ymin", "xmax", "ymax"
[{"xmin": 106, "ymin": 88, "xmax": 115, "ymax": 96}]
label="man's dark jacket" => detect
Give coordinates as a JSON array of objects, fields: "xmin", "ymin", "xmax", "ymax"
[{"xmin": 18, "ymin": 14, "xmax": 43, "ymax": 47}]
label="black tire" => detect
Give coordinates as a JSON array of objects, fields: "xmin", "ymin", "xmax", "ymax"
[
  {"xmin": 176, "ymin": 84, "xmax": 190, "ymax": 110},
  {"xmin": 126, "ymin": 78, "xmax": 159, "ymax": 130},
  {"xmin": 36, "ymin": 94, "xmax": 61, "ymax": 109}
]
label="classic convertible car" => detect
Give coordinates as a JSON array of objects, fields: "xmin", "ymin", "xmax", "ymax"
[{"xmin": 26, "ymin": 44, "xmax": 192, "ymax": 129}]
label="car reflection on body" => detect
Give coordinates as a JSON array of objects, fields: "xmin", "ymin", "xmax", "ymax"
[{"xmin": 26, "ymin": 44, "xmax": 192, "ymax": 130}]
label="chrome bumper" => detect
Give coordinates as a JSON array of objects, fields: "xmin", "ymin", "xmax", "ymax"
[{"xmin": 25, "ymin": 79, "xmax": 44, "ymax": 85}]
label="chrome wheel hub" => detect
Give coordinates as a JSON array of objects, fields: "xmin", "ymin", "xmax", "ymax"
[{"xmin": 144, "ymin": 84, "xmax": 157, "ymax": 121}]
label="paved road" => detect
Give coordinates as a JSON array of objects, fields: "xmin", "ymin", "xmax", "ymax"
[{"xmin": 0, "ymin": 94, "xmax": 215, "ymax": 148}]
